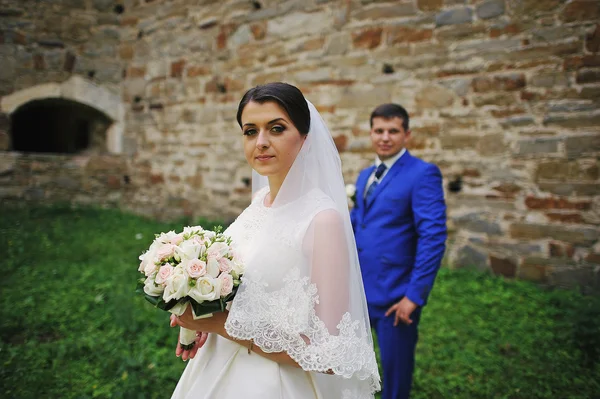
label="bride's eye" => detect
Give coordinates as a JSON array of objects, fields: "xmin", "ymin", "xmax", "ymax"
[
  {"xmin": 271, "ymin": 125, "xmax": 285, "ymax": 134},
  {"xmin": 243, "ymin": 128, "xmax": 258, "ymax": 136}
]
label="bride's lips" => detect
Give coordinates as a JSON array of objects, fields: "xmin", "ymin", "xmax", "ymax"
[{"xmin": 255, "ymin": 155, "xmax": 275, "ymax": 161}]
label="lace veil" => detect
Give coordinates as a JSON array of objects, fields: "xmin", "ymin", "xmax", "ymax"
[{"xmin": 225, "ymin": 100, "xmax": 380, "ymax": 398}]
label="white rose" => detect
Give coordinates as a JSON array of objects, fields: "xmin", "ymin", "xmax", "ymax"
[
  {"xmin": 345, "ymin": 183, "xmax": 356, "ymax": 197},
  {"xmin": 185, "ymin": 258, "xmax": 207, "ymax": 279},
  {"xmin": 203, "ymin": 230, "xmax": 217, "ymax": 240},
  {"xmin": 207, "ymin": 241, "xmax": 229, "ymax": 259},
  {"xmin": 156, "ymin": 230, "xmax": 177, "ymax": 245},
  {"xmin": 163, "ymin": 267, "xmax": 190, "ymax": 302},
  {"xmin": 183, "ymin": 226, "xmax": 204, "ymax": 235},
  {"xmin": 206, "ymin": 257, "xmax": 221, "ymax": 278},
  {"xmin": 176, "ymin": 239, "xmax": 203, "ymax": 261},
  {"xmin": 219, "ymin": 273, "xmax": 234, "ymax": 296},
  {"xmin": 188, "ymin": 276, "xmax": 222, "ymax": 303},
  {"xmin": 143, "ymin": 276, "xmax": 163, "ymax": 297},
  {"xmin": 232, "ymin": 260, "xmax": 245, "ymax": 277},
  {"xmin": 217, "ymin": 257, "xmax": 233, "ymax": 273},
  {"xmin": 139, "ymin": 250, "xmax": 159, "ymax": 276},
  {"xmin": 156, "ymin": 244, "xmax": 176, "ymax": 261}
]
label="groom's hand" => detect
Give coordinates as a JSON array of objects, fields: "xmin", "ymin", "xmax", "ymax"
[{"xmin": 385, "ymin": 297, "xmax": 418, "ymax": 326}]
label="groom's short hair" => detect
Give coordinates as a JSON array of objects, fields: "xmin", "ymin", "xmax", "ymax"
[{"xmin": 370, "ymin": 103, "xmax": 409, "ymax": 131}]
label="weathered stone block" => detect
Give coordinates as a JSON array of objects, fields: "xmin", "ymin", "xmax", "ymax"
[
  {"xmin": 440, "ymin": 135, "xmax": 479, "ymax": 150},
  {"xmin": 490, "ymin": 255, "xmax": 517, "ymax": 277},
  {"xmin": 549, "ymin": 241, "xmax": 575, "ymax": 258},
  {"xmin": 438, "ymin": 78, "xmax": 471, "ymax": 97},
  {"xmin": 549, "ymin": 266, "xmax": 599, "ymax": 292},
  {"xmin": 510, "ymin": 223, "xmax": 598, "ymax": 245},
  {"xmin": 565, "ymin": 134, "xmax": 600, "ymax": 157},
  {"xmin": 525, "ymin": 195, "xmax": 592, "ymax": 210},
  {"xmin": 92, "ymin": 0, "xmax": 113, "ymax": 11},
  {"xmin": 417, "ymin": 0, "xmax": 444, "ymax": 11},
  {"xmin": 586, "ymin": 24, "xmax": 600, "ymax": 53},
  {"xmin": 126, "ymin": 66, "xmax": 146, "ymax": 79},
  {"xmin": 580, "ymin": 86, "xmax": 600, "ymax": 101},
  {"xmin": 517, "ymin": 260, "xmax": 547, "ymax": 283},
  {"xmin": 515, "ymin": 138, "xmax": 560, "ymax": 156},
  {"xmin": 530, "ymin": 72, "xmax": 568, "ymax": 88},
  {"xmin": 170, "ymin": 59, "xmax": 185, "ymax": 78},
  {"xmin": 535, "ymin": 160, "xmax": 599, "ymax": 182},
  {"xmin": 538, "ymin": 182, "xmax": 600, "ymax": 196},
  {"xmin": 490, "ymin": 22, "xmax": 522, "ymax": 38},
  {"xmin": 267, "ymin": 12, "xmax": 330, "ymax": 39},
  {"xmin": 118, "ymin": 44, "xmax": 134, "ymax": 61},
  {"xmin": 353, "ymin": 3, "xmax": 417, "ymax": 19},
  {"xmin": 33, "ymin": 54, "xmax": 45, "ymax": 70},
  {"xmin": 454, "ymin": 244, "xmax": 489, "ymax": 270},
  {"xmin": 490, "ymin": 107, "xmax": 526, "ymax": 118},
  {"xmin": 387, "ymin": 26, "xmax": 433, "ymax": 44},
  {"xmin": 415, "ymin": 85, "xmax": 456, "ymax": 108},
  {"xmin": 546, "ymin": 212, "xmax": 584, "ymax": 224},
  {"xmin": 564, "ymin": 55, "xmax": 600, "ymax": 71},
  {"xmin": 543, "ymin": 113, "xmax": 600, "ymax": 129},
  {"xmin": 352, "ymin": 27, "xmax": 383, "ymax": 49},
  {"xmin": 453, "ymin": 212, "xmax": 503, "ymax": 235},
  {"xmin": 561, "ymin": 0, "xmax": 600, "ymax": 22},
  {"xmin": 472, "ymin": 73, "xmax": 525, "ymax": 92},
  {"xmin": 576, "ymin": 68, "xmax": 600, "ymax": 84},
  {"xmin": 478, "ymin": 133, "xmax": 508, "ymax": 156},
  {"xmin": 547, "ymin": 101, "xmax": 596, "ymax": 113},
  {"xmin": 436, "ymin": 24, "xmax": 487, "ymax": 40},
  {"xmin": 512, "ymin": 0, "xmax": 567, "ymax": 16},
  {"xmin": 436, "ymin": 8, "xmax": 473, "ymax": 26},
  {"xmin": 476, "ymin": 0, "xmax": 505, "ymax": 19}
]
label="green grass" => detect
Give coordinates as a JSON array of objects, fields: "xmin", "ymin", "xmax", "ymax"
[{"xmin": 1, "ymin": 205, "xmax": 599, "ymax": 399}]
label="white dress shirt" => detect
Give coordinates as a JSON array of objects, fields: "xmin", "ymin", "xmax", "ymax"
[{"xmin": 364, "ymin": 148, "xmax": 406, "ymax": 198}]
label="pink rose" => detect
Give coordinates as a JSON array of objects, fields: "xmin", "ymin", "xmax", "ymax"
[
  {"xmin": 155, "ymin": 264, "xmax": 174, "ymax": 285},
  {"xmin": 186, "ymin": 259, "xmax": 207, "ymax": 279},
  {"xmin": 218, "ymin": 257, "xmax": 232, "ymax": 273},
  {"xmin": 170, "ymin": 234, "xmax": 184, "ymax": 245},
  {"xmin": 156, "ymin": 244, "xmax": 176, "ymax": 261},
  {"xmin": 208, "ymin": 242, "xmax": 229, "ymax": 260},
  {"xmin": 219, "ymin": 273, "xmax": 234, "ymax": 296}
]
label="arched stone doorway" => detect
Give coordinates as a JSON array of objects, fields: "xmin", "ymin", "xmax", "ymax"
[
  {"xmin": 0, "ymin": 76, "xmax": 124, "ymax": 154},
  {"xmin": 11, "ymin": 98, "xmax": 113, "ymax": 154}
]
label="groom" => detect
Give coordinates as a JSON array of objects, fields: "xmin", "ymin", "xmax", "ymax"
[{"xmin": 350, "ymin": 103, "xmax": 447, "ymax": 399}]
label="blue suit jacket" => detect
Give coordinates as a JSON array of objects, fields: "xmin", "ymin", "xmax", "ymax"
[{"xmin": 351, "ymin": 151, "xmax": 447, "ymax": 308}]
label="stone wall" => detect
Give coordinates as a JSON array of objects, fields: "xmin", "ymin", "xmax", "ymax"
[{"xmin": 1, "ymin": 0, "xmax": 599, "ymax": 290}]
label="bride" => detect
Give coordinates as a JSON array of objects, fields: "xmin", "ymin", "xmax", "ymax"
[{"xmin": 170, "ymin": 82, "xmax": 381, "ymax": 398}]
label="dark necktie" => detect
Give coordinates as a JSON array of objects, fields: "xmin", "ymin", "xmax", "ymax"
[{"xmin": 365, "ymin": 163, "xmax": 387, "ymax": 203}]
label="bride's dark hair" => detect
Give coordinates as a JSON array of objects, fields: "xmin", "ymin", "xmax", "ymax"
[{"xmin": 236, "ymin": 82, "xmax": 311, "ymax": 135}]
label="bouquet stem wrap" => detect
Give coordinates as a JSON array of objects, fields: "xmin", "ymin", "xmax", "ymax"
[{"xmin": 170, "ymin": 302, "xmax": 213, "ymax": 350}]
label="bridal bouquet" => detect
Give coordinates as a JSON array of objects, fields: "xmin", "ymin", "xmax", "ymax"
[{"xmin": 137, "ymin": 226, "xmax": 244, "ymax": 349}]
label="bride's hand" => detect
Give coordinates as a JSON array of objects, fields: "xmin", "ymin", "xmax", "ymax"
[
  {"xmin": 172, "ymin": 305, "xmax": 228, "ymax": 335},
  {"xmin": 170, "ymin": 314, "xmax": 209, "ymax": 361}
]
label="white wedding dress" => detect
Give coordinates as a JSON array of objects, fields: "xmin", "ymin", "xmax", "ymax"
[
  {"xmin": 172, "ymin": 188, "xmax": 324, "ymax": 398},
  {"xmin": 172, "ymin": 100, "xmax": 380, "ymax": 399}
]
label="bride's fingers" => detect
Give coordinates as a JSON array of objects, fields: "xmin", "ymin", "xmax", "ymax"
[
  {"xmin": 170, "ymin": 314, "xmax": 178, "ymax": 327},
  {"xmin": 198, "ymin": 332, "xmax": 209, "ymax": 348},
  {"xmin": 175, "ymin": 334, "xmax": 183, "ymax": 357}
]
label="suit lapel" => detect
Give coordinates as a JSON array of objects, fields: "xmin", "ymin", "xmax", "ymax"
[
  {"xmin": 366, "ymin": 151, "xmax": 411, "ymax": 208},
  {"xmin": 356, "ymin": 166, "xmax": 374, "ymax": 217}
]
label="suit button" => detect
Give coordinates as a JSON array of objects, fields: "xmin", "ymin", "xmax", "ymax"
[{"xmin": 361, "ymin": 224, "xmax": 366, "ymax": 229}]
